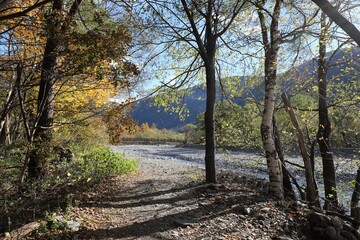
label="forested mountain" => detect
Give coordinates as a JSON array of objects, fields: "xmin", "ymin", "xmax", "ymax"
[{"xmin": 131, "ymin": 47, "xmax": 360, "ymax": 130}]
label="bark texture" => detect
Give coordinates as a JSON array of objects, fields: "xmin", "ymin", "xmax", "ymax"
[
  {"xmin": 28, "ymin": 0, "xmax": 82, "ymax": 179},
  {"xmin": 27, "ymin": 0, "xmax": 62, "ymax": 179},
  {"xmin": 273, "ymin": 117, "xmax": 294, "ymax": 200},
  {"xmin": 282, "ymin": 93, "xmax": 320, "ymax": 206},
  {"xmin": 202, "ymin": 1, "xmax": 217, "ymax": 183},
  {"xmin": 257, "ymin": 0, "xmax": 284, "ymax": 199},
  {"xmin": 317, "ymin": 12, "xmax": 338, "ymax": 210},
  {"xmin": 204, "ymin": 50, "xmax": 216, "ymax": 183}
]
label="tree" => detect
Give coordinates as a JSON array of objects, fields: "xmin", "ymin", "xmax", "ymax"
[
  {"xmin": 139, "ymin": 0, "xmax": 247, "ymax": 183},
  {"xmin": 311, "ymin": 0, "xmax": 360, "ymax": 46},
  {"xmin": 316, "ymin": 11, "xmax": 338, "ymax": 210},
  {"xmin": 282, "ymin": 93, "xmax": 320, "ymax": 206},
  {"xmin": 19, "ymin": 0, "xmax": 138, "ymax": 179},
  {"xmin": 104, "ymin": 103, "xmax": 138, "ymax": 145},
  {"xmin": 28, "ymin": 0, "xmax": 83, "ymax": 179},
  {"xmin": 256, "ymin": 0, "xmax": 284, "ymax": 199},
  {"xmin": 0, "ymin": 0, "xmax": 53, "ymax": 22}
]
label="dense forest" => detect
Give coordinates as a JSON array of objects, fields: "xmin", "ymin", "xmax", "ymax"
[{"xmin": 0, "ymin": 0, "xmax": 360, "ymax": 239}]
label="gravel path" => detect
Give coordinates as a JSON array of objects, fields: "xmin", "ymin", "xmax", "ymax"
[
  {"xmin": 33, "ymin": 144, "xmax": 359, "ymax": 239},
  {"xmin": 35, "ymin": 144, "xmax": 313, "ymax": 240}
]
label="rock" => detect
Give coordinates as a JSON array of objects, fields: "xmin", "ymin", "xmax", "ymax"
[
  {"xmin": 227, "ymin": 213, "xmax": 238, "ymax": 218},
  {"xmin": 2, "ymin": 232, "xmax": 10, "ymax": 240},
  {"xmin": 198, "ymin": 202, "xmax": 207, "ymax": 207},
  {"xmin": 239, "ymin": 207, "xmax": 253, "ymax": 215},
  {"xmin": 295, "ymin": 201, "xmax": 307, "ymax": 208},
  {"xmin": 260, "ymin": 207, "xmax": 271, "ymax": 213},
  {"xmin": 66, "ymin": 220, "xmax": 80, "ymax": 231},
  {"xmin": 325, "ymin": 226, "xmax": 337, "ymax": 238},
  {"xmin": 282, "ymin": 223, "xmax": 290, "ymax": 233},
  {"xmin": 239, "ymin": 215, "xmax": 247, "ymax": 220},
  {"xmin": 308, "ymin": 211, "xmax": 331, "ymax": 227},
  {"xmin": 9, "ymin": 221, "xmax": 40, "ymax": 239},
  {"xmin": 340, "ymin": 230, "xmax": 357, "ymax": 240},
  {"xmin": 334, "ymin": 236, "xmax": 348, "ymax": 240},
  {"xmin": 343, "ymin": 222, "xmax": 356, "ymax": 232},
  {"xmin": 55, "ymin": 215, "xmax": 66, "ymax": 223},
  {"xmin": 313, "ymin": 226, "xmax": 325, "ymax": 234},
  {"xmin": 272, "ymin": 236, "xmax": 293, "ymax": 240},
  {"xmin": 256, "ymin": 215, "xmax": 266, "ymax": 221},
  {"xmin": 257, "ymin": 220, "xmax": 264, "ymax": 226},
  {"xmin": 173, "ymin": 219, "xmax": 196, "ymax": 228},
  {"xmin": 256, "ymin": 180, "xmax": 265, "ymax": 188},
  {"xmin": 332, "ymin": 217, "xmax": 344, "ymax": 229},
  {"xmin": 354, "ymin": 229, "xmax": 360, "ymax": 239}
]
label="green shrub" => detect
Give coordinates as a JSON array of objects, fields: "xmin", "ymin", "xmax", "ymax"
[{"xmin": 81, "ymin": 146, "xmax": 137, "ymax": 179}]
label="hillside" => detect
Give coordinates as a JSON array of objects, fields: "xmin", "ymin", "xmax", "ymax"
[{"xmin": 131, "ymin": 47, "xmax": 360, "ymax": 130}]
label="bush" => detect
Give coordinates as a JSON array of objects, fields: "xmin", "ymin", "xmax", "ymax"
[
  {"xmin": 0, "ymin": 145, "xmax": 137, "ymax": 233},
  {"xmin": 80, "ymin": 146, "xmax": 137, "ymax": 179}
]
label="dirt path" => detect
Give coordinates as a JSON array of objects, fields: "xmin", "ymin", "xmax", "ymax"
[
  {"xmin": 63, "ymin": 150, "xmax": 205, "ymax": 239},
  {"xmin": 37, "ymin": 146, "xmax": 310, "ymax": 240}
]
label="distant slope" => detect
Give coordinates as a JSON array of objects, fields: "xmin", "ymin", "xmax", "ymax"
[
  {"xmin": 131, "ymin": 87, "xmax": 206, "ymax": 130},
  {"xmin": 131, "ymin": 47, "xmax": 360, "ymax": 130}
]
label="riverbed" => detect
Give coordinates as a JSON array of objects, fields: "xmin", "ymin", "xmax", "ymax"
[{"xmin": 111, "ymin": 144, "xmax": 359, "ymax": 210}]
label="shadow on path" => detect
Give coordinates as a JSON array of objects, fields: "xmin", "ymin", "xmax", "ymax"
[{"xmin": 48, "ymin": 175, "xmax": 268, "ymax": 239}]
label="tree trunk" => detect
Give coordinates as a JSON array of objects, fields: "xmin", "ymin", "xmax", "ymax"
[
  {"xmin": 317, "ymin": 12, "xmax": 338, "ymax": 210},
  {"xmin": 257, "ymin": 0, "xmax": 284, "ymax": 199},
  {"xmin": 0, "ymin": 65, "xmax": 18, "ymax": 145},
  {"xmin": 27, "ymin": 0, "xmax": 63, "ymax": 180},
  {"xmin": 204, "ymin": 32, "xmax": 217, "ymax": 183},
  {"xmin": 282, "ymin": 93, "xmax": 320, "ymax": 207},
  {"xmin": 0, "ymin": 116, "xmax": 11, "ymax": 145},
  {"xmin": 180, "ymin": 0, "xmax": 245, "ymax": 183},
  {"xmin": 273, "ymin": 117, "xmax": 295, "ymax": 200},
  {"xmin": 351, "ymin": 168, "xmax": 360, "ymax": 223}
]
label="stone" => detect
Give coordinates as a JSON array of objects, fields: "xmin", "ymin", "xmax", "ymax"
[
  {"xmin": 333, "ymin": 235, "xmax": 348, "ymax": 240},
  {"xmin": 332, "ymin": 216, "xmax": 343, "ymax": 229},
  {"xmin": 3, "ymin": 232, "xmax": 10, "ymax": 240},
  {"xmin": 240, "ymin": 207, "xmax": 253, "ymax": 215},
  {"xmin": 313, "ymin": 227, "xmax": 325, "ymax": 234},
  {"xmin": 66, "ymin": 220, "xmax": 80, "ymax": 231},
  {"xmin": 10, "ymin": 221, "xmax": 40, "ymax": 239},
  {"xmin": 272, "ymin": 237, "xmax": 293, "ymax": 240},
  {"xmin": 308, "ymin": 211, "xmax": 331, "ymax": 227},
  {"xmin": 256, "ymin": 215, "xmax": 266, "ymax": 221},
  {"xmin": 55, "ymin": 215, "xmax": 66, "ymax": 223},
  {"xmin": 325, "ymin": 226, "xmax": 337, "ymax": 238},
  {"xmin": 354, "ymin": 229, "xmax": 360, "ymax": 239},
  {"xmin": 340, "ymin": 230, "xmax": 357, "ymax": 240},
  {"xmin": 239, "ymin": 215, "xmax": 247, "ymax": 220},
  {"xmin": 257, "ymin": 220, "xmax": 264, "ymax": 226},
  {"xmin": 260, "ymin": 207, "xmax": 271, "ymax": 213},
  {"xmin": 343, "ymin": 223, "xmax": 356, "ymax": 232}
]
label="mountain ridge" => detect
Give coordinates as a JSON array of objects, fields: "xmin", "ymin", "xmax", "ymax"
[{"xmin": 131, "ymin": 47, "xmax": 360, "ymax": 130}]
